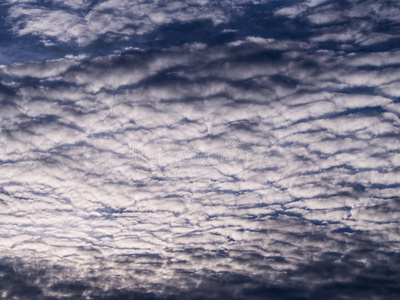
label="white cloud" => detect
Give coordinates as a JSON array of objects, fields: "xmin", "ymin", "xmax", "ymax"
[
  {"xmin": 1, "ymin": 1, "xmax": 400, "ymax": 298},
  {"xmin": 5, "ymin": 0, "xmax": 259, "ymax": 46}
]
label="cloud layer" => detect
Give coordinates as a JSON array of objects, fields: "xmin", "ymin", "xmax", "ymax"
[{"xmin": 1, "ymin": 0, "xmax": 400, "ymax": 299}]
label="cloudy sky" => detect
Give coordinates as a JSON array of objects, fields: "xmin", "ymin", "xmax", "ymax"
[{"xmin": 0, "ymin": 0, "xmax": 400, "ymax": 299}]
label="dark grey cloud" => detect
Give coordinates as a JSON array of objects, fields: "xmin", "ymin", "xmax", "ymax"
[{"xmin": 1, "ymin": 0, "xmax": 400, "ymax": 299}]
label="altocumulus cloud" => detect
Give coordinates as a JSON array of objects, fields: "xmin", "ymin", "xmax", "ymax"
[{"xmin": 0, "ymin": 0, "xmax": 400, "ymax": 299}]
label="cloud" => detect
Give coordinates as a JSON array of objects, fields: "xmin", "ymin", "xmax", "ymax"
[
  {"xmin": 4, "ymin": 0, "xmax": 260, "ymax": 47},
  {"xmin": 1, "ymin": 0, "xmax": 400, "ymax": 299}
]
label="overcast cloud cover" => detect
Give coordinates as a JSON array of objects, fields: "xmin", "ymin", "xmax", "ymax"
[{"xmin": 0, "ymin": 0, "xmax": 400, "ymax": 299}]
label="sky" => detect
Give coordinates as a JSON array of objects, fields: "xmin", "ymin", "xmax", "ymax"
[{"xmin": 0, "ymin": 0, "xmax": 400, "ymax": 299}]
